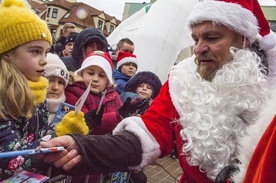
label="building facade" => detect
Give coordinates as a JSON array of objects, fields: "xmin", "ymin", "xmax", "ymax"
[{"xmin": 29, "ymin": 0, "xmax": 121, "ymax": 42}]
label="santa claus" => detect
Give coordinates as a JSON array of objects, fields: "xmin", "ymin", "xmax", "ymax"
[{"xmin": 38, "ymin": 0, "xmax": 276, "ymax": 183}]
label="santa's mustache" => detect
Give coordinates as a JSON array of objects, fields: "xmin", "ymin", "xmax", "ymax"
[{"xmin": 194, "ymin": 55, "xmax": 216, "ymax": 65}]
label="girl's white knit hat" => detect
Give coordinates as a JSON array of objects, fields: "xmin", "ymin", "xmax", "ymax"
[{"xmin": 44, "ymin": 53, "xmax": 69, "ymax": 87}]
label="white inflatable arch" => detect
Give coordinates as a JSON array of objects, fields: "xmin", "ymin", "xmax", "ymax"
[{"xmin": 107, "ymin": 0, "xmax": 198, "ymax": 83}]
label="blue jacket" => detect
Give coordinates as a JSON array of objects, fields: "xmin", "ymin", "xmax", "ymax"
[{"xmin": 113, "ymin": 69, "xmax": 131, "ymax": 94}]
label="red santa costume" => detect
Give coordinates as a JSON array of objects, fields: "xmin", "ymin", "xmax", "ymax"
[
  {"xmin": 233, "ymin": 88, "xmax": 276, "ymax": 183},
  {"xmin": 113, "ymin": 0, "xmax": 276, "ymax": 182}
]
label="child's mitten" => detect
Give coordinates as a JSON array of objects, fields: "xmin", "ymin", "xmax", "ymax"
[
  {"xmin": 118, "ymin": 97, "xmax": 150, "ymax": 118},
  {"xmin": 55, "ymin": 111, "xmax": 89, "ymax": 136},
  {"xmin": 84, "ymin": 105, "xmax": 105, "ymax": 130}
]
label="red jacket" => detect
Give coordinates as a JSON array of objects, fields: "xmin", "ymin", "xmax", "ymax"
[{"xmin": 65, "ymin": 81, "xmax": 122, "ymax": 135}]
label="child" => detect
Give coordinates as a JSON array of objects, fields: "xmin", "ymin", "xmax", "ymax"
[
  {"xmin": 65, "ymin": 50, "xmax": 122, "ymax": 135},
  {"xmin": 113, "ymin": 51, "xmax": 138, "ymax": 94},
  {"xmin": 0, "ymin": 0, "xmax": 53, "ymax": 180},
  {"xmin": 119, "ymin": 71, "xmax": 162, "ymax": 118},
  {"xmin": 123, "ymin": 71, "xmax": 162, "ymax": 101},
  {"xmin": 117, "ymin": 71, "xmax": 162, "ymax": 183},
  {"xmin": 0, "ymin": 0, "xmax": 87, "ymax": 181},
  {"xmin": 65, "ymin": 50, "xmax": 122, "ymax": 183},
  {"xmin": 43, "ymin": 53, "xmax": 71, "ymax": 183},
  {"xmin": 44, "ymin": 53, "xmax": 69, "ymax": 123}
]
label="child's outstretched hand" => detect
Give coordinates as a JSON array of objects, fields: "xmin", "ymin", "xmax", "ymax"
[
  {"xmin": 118, "ymin": 97, "xmax": 150, "ymax": 118},
  {"xmin": 55, "ymin": 111, "xmax": 89, "ymax": 136}
]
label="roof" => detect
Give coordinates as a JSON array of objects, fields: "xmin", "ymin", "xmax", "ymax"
[
  {"xmin": 30, "ymin": 0, "xmax": 121, "ymax": 32},
  {"xmin": 29, "ymin": 0, "xmax": 47, "ymax": 14},
  {"xmin": 47, "ymin": 0, "xmax": 74, "ymax": 10}
]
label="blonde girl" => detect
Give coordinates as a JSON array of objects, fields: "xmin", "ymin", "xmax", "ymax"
[{"xmin": 0, "ymin": 0, "xmax": 53, "ymax": 180}]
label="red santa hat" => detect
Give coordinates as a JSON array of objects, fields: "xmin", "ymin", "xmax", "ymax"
[
  {"xmin": 187, "ymin": 0, "xmax": 276, "ymax": 51},
  {"xmin": 117, "ymin": 51, "xmax": 138, "ymax": 69},
  {"xmin": 75, "ymin": 51, "xmax": 113, "ymax": 84}
]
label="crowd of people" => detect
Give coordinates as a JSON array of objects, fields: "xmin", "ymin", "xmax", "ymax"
[{"xmin": 0, "ymin": 0, "xmax": 275, "ymax": 182}]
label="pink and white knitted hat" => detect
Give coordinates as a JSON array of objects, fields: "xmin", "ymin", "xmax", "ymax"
[{"xmin": 44, "ymin": 53, "xmax": 69, "ymax": 87}]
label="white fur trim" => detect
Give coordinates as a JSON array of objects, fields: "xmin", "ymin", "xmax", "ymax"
[
  {"xmin": 267, "ymin": 46, "xmax": 276, "ymax": 90},
  {"xmin": 254, "ymin": 32, "xmax": 276, "ymax": 89},
  {"xmin": 117, "ymin": 57, "xmax": 138, "ymax": 69},
  {"xmin": 187, "ymin": 1, "xmax": 258, "ymax": 43},
  {"xmin": 113, "ymin": 116, "xmax": 161, "ymax": 171},
  {"xmin": 233, "ymin": 89, "xmax": 276, "ymax": 183},
  {"xmin": 259, "ymin": 32, "xmax": 276, "ymax": 52}
]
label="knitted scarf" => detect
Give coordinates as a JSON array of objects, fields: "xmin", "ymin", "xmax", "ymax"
[
  {"xmin": 27, "ymin": 77, "xmax": 48, "ymax": 105},
  {"xmin": 47, "ymin": 92, "xmax": 66, "ymax": 122}
]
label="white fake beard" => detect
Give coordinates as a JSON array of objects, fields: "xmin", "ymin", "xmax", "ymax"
[{"xmin": 171, "ymin": 48, "xmax": 269, "ymax": 181}]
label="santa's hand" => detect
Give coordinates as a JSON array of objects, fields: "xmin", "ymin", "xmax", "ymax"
[{"xmin": 55, "ymin": 111, "xmax": 89, "ymax": 136}]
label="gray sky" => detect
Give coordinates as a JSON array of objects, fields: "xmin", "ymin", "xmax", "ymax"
[{"xmin": 78, "ymin": 0, "xmax": 276, "ymax": 21}]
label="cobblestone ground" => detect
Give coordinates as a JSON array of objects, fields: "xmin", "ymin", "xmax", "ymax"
[{"xmin": 144, "ymin": 155, "xmax": 182, "ymax": 183}]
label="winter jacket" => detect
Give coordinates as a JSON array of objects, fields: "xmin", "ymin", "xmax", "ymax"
[
  {"xmin": 0, "ymin": 101, "xmax": 54, "ymax": 181},
  {"xmin": 113, "ymin": 69, "xmax": 131, "ymax": 94},
  {"xmin": 61, "ymin": 28, "xmax": 108, "ymax": 72},
  {"xmin": 65, "ymin": 81, "xmax": 122, "ymax": 135}
]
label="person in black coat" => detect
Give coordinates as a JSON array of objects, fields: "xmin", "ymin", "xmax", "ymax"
[{"xmin": 61, "ymin": 28, "xmax": 108, "ymax": 72}]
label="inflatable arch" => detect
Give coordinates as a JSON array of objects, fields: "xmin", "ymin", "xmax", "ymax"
[{"xmin": 107, "ymin": 0, "xmax": 198, "ymax": 83}]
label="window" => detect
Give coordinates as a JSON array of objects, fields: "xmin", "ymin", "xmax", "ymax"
[
  {"xmin": 110, "ymin": 25, "xmax": 114, "ymax": 33},
  {"xmin": 52, "ymin": 8, "xmax": 58, "ymax": 18},
  {"xmin": 97, "ymin": 20, "xmax": 103, "ymax": 30},
  {"xmin": 47, "ymin": 8, "xmax": 51, "ymax": 17},
  {"xmin": 270, "ymin": 21, "xmax": 276, "ymax": 32},
  {"xmin": 64, "ymin": 12, "xmax": 71, "ymax": 19}
]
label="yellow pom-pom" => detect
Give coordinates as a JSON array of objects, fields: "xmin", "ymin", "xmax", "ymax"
[{"xmin": 55, "ymin": 111, "xmax": 89, "ymax": 137}]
